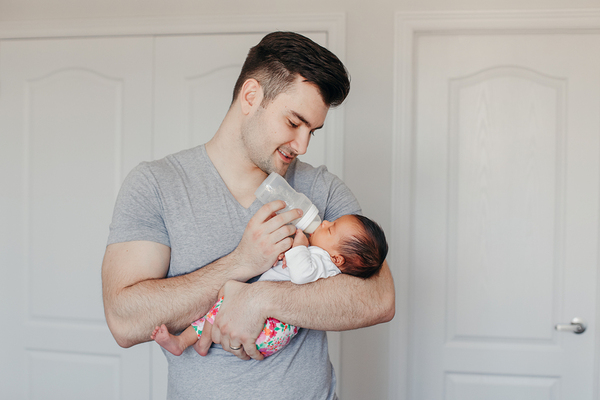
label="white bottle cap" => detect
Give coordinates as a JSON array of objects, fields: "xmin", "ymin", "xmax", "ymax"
[
  {"xmin": 303, "ymin": 216, "xmax": 321, "ymax": 234},
  {"xmin": 295, "ymin": 204, "xmax": 319, "ymax": 233}
]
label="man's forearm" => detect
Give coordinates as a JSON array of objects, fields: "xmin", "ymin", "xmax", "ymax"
[
  {"xmin": 259, "ymin": 260, "xmax": 395, "ymax": 331},
  {"xmin": 103, "ymin": 246, "xmax": 253, "ymax": 348},
  {"xmin": 105, "ymin": 271, "xmax": 217, "ymax": 347}
]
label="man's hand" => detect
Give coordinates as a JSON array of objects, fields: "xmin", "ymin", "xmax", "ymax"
[
  {"xmin": 232, "ymin": 200, "xmax": 300, "ymax": 278},
  {"xmin": 203, "ymin": 280, "xmax": 267, "ymax": 361}
]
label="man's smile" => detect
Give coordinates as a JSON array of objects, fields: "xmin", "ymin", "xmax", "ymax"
[{"xmin": 278, "ymin": 148, "xmax": 295, "ymax": 162}]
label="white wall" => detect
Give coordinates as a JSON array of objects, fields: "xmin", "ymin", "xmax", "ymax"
[{"xmin": 3, "ymin": 1, "xmax": 599, "ymax": 399}]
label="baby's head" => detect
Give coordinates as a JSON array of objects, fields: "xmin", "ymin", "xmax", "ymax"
[{"xmin": 309, "ymin": 214, "xmax": 388, "ymax": 279}]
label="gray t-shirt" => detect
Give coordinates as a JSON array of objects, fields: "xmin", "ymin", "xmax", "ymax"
[{"xmin": 108, "ymin": 145, "xmax": 361, "ymax": 400}]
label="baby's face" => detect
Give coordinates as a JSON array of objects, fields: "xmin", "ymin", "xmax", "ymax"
[{"xmin": 309, "ymin": 214, "xmax": 359, "ymax": 255}]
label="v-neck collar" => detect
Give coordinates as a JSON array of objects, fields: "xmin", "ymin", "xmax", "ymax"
[{"xmin": 198, "ymin": 144, "xmax": 263, "ymax": 213}]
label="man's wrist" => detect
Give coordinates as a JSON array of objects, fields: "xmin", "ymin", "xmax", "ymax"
[
  {"xmin": 251, "ymin": 280, "xmax": 291, "ymax": 321},
  {"xmin": 223, "ymin": 250, "xmax": 258, "ymax": 283}
]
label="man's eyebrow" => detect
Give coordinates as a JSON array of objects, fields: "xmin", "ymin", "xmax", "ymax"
[{"xmin": 290, "ymin": 111, "xmax": 324, "ymax": 130}]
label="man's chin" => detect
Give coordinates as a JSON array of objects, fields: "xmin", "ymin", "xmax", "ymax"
[
  {"xmin": 265, "ymin": 164, "xmax": 290, "ymax": 177},
  {"xmin": 256, "ymin": 154, "xmax": 294, "ymax": 176}
]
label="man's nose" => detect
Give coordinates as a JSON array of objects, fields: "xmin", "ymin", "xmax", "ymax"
[{"xmin": 291, "ymin": 130, "xmax": 311, "ymax": 156}]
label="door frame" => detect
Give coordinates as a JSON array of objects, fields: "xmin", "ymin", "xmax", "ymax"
[
  {"xmin": 0, "ymin": 12, "xmax": 347, "ymax": 397},
  {"xmin": 391, "ymin": 9, "xmax": 600, "ymax": 400}
]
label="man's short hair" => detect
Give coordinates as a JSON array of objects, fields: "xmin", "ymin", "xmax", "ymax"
[{"xmin": 232, "ymin": 31, "xmax": 350, "ymax": 107}]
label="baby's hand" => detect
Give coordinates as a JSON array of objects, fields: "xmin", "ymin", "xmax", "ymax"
[
  {"xmin": 273, "ymin": 253, "xmax": 284, "ymax": 267},
  {"xmin": 292, "ymin": 229, "xmax": 309, "ymax": 248},
  {"xmin": 273, "ymin": 252, "xmax": 289, "ymax": 269}
]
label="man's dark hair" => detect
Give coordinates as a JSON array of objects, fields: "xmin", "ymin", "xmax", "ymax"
[
  {"xmin": 339, "ymin": 215, "xmax": 388, "ymax": 279},
  {"xmin": 232, "ymin": 31, "xmax": 350, "ymax": 107}
]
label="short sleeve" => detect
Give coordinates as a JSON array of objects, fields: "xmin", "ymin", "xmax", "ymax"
[
  {"xmin": 319, "ymin": 172, "xmax": 362, "ymax": 222},
  {"xmin": 287, "ymin": 160, "xmax": 361, "ymax": 223},
  {"xmin": 107, "ymin": 163, "xmax": 170, "ymax": 247}
]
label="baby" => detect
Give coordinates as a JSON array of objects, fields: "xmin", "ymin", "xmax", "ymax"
[{"xmin": 151, "ymin": 213, "xmax": 388, "ymax": 357}]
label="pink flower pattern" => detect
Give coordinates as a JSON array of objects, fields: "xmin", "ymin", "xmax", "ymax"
[{"xmin": 190, "ymin": 296, "xmax": 299, "ymax": 357}]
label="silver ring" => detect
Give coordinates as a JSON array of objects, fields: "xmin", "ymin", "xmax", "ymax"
[{"xmin": 229, "ymin": 345, "xmax": 242, "ymax": 351}]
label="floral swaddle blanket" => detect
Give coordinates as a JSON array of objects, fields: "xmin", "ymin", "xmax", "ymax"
[{"xmin": 191, "ymin": 296, "xmax": 299, "ymax": 357}]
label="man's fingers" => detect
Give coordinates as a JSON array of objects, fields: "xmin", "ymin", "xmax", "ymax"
[
  {"xmin": 263, "ymin": 208, "xmax": 302, "ymax": 234},
  {"xmin": 253, "ymin": 200, "xmax": 287, "ymax": 224},
  {"xmin": 227, "ymin": 340, "xmax": 260, "ymax": 361},
  {"xmin": 196, "ymin": 322, "xmax": 214, "ymax": 356},
  {"xmin": 243, "ymin": 340, "xmax": 265, "ymax": 361},
  {"xmin": 214, "ymin": 323, "xmax": 248, "ymax": 360},
  {"xmin": 234, "ymin": 201, "xmax": 302, "ymax": 277},
  {"xmin": 211, "ymin": 281, "xmax": 268, "ymax": 361},
  {"xmin": 220, "ymin": 334, "xmax": 251, "ymax": 360},
  {"xmin": 229, "ymin": 344, "xmax": 251, "ymax": 361},
  {"xmin": 211, "ymin": 330, "xmax": 263, "ymax": 361},
  {"xmin": 212, "ymin": 304, "xmax": 252, "ymax": 360},
  {"xmin": 276, "ymin": 222, "xmax": 298, "ymax": 240},
  {"xmin": 210, "ymin": 321, "xmax": 221, "ymax": 346}
]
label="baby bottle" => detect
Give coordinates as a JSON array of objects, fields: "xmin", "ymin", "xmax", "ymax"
[{"xmin": 254, "ymin": 172, "xmax": 321, "ymax": 234}]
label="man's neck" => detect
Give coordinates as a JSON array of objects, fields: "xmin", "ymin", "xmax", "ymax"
[{"xmin": 205, "ymin": 123, "xmax": 267, "ymax": 209}]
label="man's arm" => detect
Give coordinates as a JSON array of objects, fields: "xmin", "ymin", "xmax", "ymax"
[
  {"xmin": 205, "ymin": 260, "xmax": 394, "ymax": 359},
  {"xmin": 273, "ymin": 260, "xmax": 395, "ymax": 329},
  {"xmin": 101, "ymin": 201, "xmax": 300, "ymax": 348},
  {"xmin": 102, "ymin": 241, "xmax": 247, "ymax": 348}
]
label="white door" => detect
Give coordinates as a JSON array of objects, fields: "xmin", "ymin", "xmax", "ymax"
[
  {"xmin": 0, "ymin": 37, "xmax": 154, "ymax": 399},
  {"xmin": 410, "ymin": 33, "xmax": 600, "ymax": 399}
]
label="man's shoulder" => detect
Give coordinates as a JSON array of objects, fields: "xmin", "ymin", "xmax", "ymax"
[
  {"xmin": 128, "ymin": 145, "xmax": 205, "ymax": 182},
  {"xmin": 287, "ymin": 159, "xmax": 338, "ymax": 193},
  {"xmin": 288, "ymin": 158, "xmax": 331, "ymax": 176},
  {"xmin": 287, "ymin": 159, "xmax": 362, "ymax": 220}
]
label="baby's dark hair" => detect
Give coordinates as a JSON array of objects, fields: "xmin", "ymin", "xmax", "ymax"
[{"xmin": 338, "ymin": 215, "xmax": 388, "ymax": 279}]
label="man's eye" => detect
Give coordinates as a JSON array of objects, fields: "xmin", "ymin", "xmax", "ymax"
[{"xmin": 289, "ymin": 120, "xmax": 299, "ymax": 128}]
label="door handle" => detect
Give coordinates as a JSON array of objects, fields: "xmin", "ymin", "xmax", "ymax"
[{"xmin": 555, "ymin": 317, "xmax": 587, "ymax": 334}]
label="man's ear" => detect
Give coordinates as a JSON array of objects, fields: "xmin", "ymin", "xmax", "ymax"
[
  {"xmin": 331, "ymin": 254, "xmax": 345, "ymax": 268},
  {"xmin": 239, "ymin": 79, "xmax": 262, "ymax": 115}
]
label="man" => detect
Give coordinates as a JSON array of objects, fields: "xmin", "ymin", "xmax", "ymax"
[{"xmin": 102, "ymin": 31, "xmax": 394, "ymax": 399}]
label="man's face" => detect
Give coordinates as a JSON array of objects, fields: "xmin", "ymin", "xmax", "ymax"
[{"xmin": 241, "ymin": 76, "xmax": 329, "ymax": 176}]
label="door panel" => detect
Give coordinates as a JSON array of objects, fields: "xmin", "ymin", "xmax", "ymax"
[
  {"xmin": 0, "ymin": 37, "xmax": 154, "ymax": 399},
  {"xmin": 411, "ymin": 33, "xmax": 599, "ymax": 399}
]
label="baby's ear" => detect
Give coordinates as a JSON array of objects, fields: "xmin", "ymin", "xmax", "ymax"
[{"xmin": 331, "ymin": 254, "xmax": 345, "ymax": 267}]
